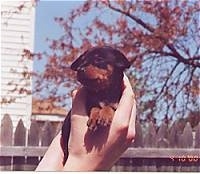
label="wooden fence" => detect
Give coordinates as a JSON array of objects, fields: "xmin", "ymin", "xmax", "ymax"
[{"xmin": 0, "ymin": 114, "xmax": 200, "ymax": 171}]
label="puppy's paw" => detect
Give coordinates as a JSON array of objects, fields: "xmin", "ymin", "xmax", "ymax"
[
  {"xmin": 98, "ymin": 106, "xmax": 115, "ymax": 127},
  {"xmin": 87, "ymin": 107, "xmax": 100, "ymax": 131}
]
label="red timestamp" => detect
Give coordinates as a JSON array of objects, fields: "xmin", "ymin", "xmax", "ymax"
[{"xmin": 170, "ymin": 155, "xmax": 200, "ymax": 162}]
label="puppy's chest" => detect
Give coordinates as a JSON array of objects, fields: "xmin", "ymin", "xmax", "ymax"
[
  {"xmin": 85, "ymin": 75, "xmax": 122, "ymax": 131},
  {"xmin": 86, "ymin": 83, "xmax": 121, "ymax": 106}
]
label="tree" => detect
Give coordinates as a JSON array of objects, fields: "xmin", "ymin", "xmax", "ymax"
[{"xmin": 3, "ymin": 0, "xmax": 200, "ymax": 124}]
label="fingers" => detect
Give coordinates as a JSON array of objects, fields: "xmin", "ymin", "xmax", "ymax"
[{"xmin": 114, "ymin": 74, "xmax": 135, "ymax": 129}]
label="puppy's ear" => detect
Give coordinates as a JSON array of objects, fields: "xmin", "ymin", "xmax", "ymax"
[
  {"xmin": 71, "ymin": 51, "xmax": 88, "ymax": 71},
  {"xmin": 114, "ymin": 51, "xmax": 131, "ymax": 69}
]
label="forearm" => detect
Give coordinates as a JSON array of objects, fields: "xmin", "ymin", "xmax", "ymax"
[{"xmin": 35, "ymin": 133, "xmax": 64, "ymax": 171}]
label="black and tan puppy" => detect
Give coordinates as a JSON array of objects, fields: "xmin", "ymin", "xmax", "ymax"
[{"xmin": 61, "ymin": 46, "xmax": 130, "ymax": 165}]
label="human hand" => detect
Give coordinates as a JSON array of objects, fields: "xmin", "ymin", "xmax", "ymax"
[{"xmin": 63, "ymin": 75, "xmax": 136, "ymax": 171}]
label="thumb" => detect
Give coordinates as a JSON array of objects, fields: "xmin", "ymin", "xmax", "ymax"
[
  {"xmin": 71, "ymin": 89, "xmax": 78, "ymax": 100},
  {"xmin": 71, "ymin": 87, "xmax": 87, "ymax": 116}
]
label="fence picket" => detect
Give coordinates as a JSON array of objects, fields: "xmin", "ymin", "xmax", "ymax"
[
  {"xmin": 157, "ymin": 138, "xmax": 169, "ymax": 148},
  {"xmin": 13, "ymin": 119, "xmax": 26, "ymax": 171},
  {"xmin": 157, "ymin": 122, "xmax": 168, "ymax": 140},
  {"xmin": 175, "ymin": 119, "xmax": 186, "ymax": 148},
  {"xmin": 41, "ymin": 121, "xmax": 54, "ymax": 146},
  {"xmin": 144, "ymin": 122, "xmax": 156, "ymax": 147},
  {"xmin": 193, "ymin": 122, "xmax": 200, "ymax": 172},
  {"xmin": 0, "ymin": 114, "xmax": 13, "ymax": 170},
  {"xmin": 179, "ymin": 122, "xmax": 193, "ymax": 148},
  {"xmin": 169, "ymin": 121, "xmax": 178, "ymax": 147},
  {"xmin": 156, "ymin": 122, "xmax": 169, "ymax": 148},
  {"xmin": 143, "ymin": 122, "xmax": 157, "ymax": 171},
  {"xmin": 132, "ymin": 121, "xmax": 143, "ymax": 147},
  {"xmin": 55, "ymin": 121, "xmax": 62, "ymax": 135},
  {"xmin": 26, "ymin": 120, "xmax": 40, "ymax": 171},
  {"xmin": 195, "ymin": 122, "xmax": 200, "ymax": 148}
]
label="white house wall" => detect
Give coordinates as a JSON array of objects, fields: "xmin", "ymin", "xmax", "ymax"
[{"xmin": 1, "ymin": 1, "xmax": 35, "ymax": 130}]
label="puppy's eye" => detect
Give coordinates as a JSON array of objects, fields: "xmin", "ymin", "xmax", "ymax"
[{"xmin": 80, "ymin": 68, "xmax": 85, "ymax": 72}]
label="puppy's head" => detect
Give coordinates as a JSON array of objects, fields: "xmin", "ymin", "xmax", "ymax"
[{"xmin": 71, "ymin": 46, "xmax": 130, "ymax": 91}]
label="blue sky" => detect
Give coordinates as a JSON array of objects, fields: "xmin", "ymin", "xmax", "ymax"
[
  {"xmin": 34, "ymin": 1, "xmax": 84, "ymax": 71},
  {"xmin": 33, "ymin": 1, "xmax": 122, "ymax": 72}
]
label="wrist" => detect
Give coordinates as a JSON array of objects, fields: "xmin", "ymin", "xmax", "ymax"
[{"xmin": 63, "ymin": 153, "xmax": 112, "ymax": 171}]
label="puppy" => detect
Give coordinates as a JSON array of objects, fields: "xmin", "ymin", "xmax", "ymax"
[{"xmin": 61, "ymin": 46, "xmax": 130, "ymax": 165}]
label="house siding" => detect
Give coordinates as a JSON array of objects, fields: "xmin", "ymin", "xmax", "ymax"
[{"xmin": 1, "ymin": 1, "xmax": 35, "ymax": 130}]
